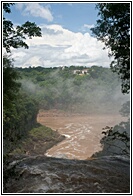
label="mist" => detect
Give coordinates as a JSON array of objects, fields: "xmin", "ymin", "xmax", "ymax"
[
  {"xmin": 19, "ymin": 66, "xmax": 129, "ymax": 115},
  {"xmin": 17, "ymin": 66, "xmax": 130, "ymax": 158}
]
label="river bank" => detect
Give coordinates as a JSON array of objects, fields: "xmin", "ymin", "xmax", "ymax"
[
  {"xmin": 3, "ymin": 110, "xmax": 130, "ymax": 193},
  {"xmin": 37, "ymin": 109, "xmax": 127, "ymax": 159},
  {"xmin": 4, "ymin": 124, "xmax": 66, "ymax": 192},
  {"xmin": 10, "ymin": 124, "xmax": 65, "ymax": 156},
  {"xmin": 10, "ymin": 109, "xmax": 126, "ymax": 158}
]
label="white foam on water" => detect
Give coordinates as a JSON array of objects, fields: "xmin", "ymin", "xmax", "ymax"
[{"xmin": 63, "ymin": 134, "xmax": 71, "ymax": 138}]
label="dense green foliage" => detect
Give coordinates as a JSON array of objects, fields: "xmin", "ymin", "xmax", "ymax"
[
  {"xmin": 92, "ymin": 101, "xmax": 130, "ymax": 158},
  {"xmin": 91, "ymin": 3, "xmax": 130, "ymax": 158},
  {"xmin": 3, "ymin": 55, "xmax": 21, "ymax": 123},
  {"xmin": 3, "ymin": 3, "xmax": 130, "ymax": 191},
  {"xmin": 3, "ymin": 3, "xmax": 42, "ymax": 189},
  {"xmin": 3, "ymin": 89, "xmax": 39, "ymax": 154},
  {"xmin": 16, "ymin": 65, "xmax": 128, "ymax": 114},
  {"xmin": 3, "ymin": 4, "xmax": 41, "ymax": 53},
  {"xmin": 3, "ymin": 3, "xmax": 42, "ymax": 154},
  {"xmin": 91, "ymin": 3, "xmax": 130, "ymax": 94},
  {"xmin": 11, "ymin": 125, "xmax": 65, "ymax": 156}
]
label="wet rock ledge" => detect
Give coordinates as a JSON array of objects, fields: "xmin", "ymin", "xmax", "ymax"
[{"xmin": 4, "ymin": 155, "xmax": 130, "ymax": 193}]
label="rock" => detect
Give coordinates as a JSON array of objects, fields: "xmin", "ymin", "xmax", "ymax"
[
  {"xmin": 94, "ymin": 182, "xmax": 99, "ymax": 186},
  {"xmin": 4, "ymin": 155, "xmax": 130, "ymax": 193},
  {"xmin": 54, "ymin": 153, "xmax": 68, "ymax": 159},
  {"xmin": 44, "ymin": 176, "xmax": 52, "ymax": 185}
]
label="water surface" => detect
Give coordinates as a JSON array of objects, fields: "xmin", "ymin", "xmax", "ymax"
[{"xmin": 37, "ymin": 110, "xmax": 126, "ymax": 159}]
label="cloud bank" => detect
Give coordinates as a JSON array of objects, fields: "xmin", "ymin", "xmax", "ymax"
[
  {"xmin": 15, "ymin": 3, "xmax": 53, "ymax": 21},
  {"xmin": 11, "ymin": 24, "xmax": 113, "ymax": 68}
]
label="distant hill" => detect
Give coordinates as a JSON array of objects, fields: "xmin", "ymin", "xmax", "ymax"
[{"xmin": 16, "ymin": 66, "xmax": 129, "ymax": 114}]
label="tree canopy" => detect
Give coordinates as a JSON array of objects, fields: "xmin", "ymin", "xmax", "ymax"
[
  {"xmin": 3, "ymin": 3, "xmax": 42, "ymax": 53},
  {"xmin": 3, "ymin": 3, "xmax": 42, "ymax": 154},
  {"xmin": 91, "ymin": 3, "xmax": 130, "ymax": 94}
]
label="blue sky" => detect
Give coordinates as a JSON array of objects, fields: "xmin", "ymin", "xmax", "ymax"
[
  {"xmin": 6, "ymin": 3, "xmax": 98, "ymax": 33},
  {"xmin": 4, "ymin": 2, "xmax": 112, "ymax": 68}
]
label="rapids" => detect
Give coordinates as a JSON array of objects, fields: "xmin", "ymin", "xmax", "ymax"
[
  {"xmin": 4, "ymin": 110, "xmax": 130, "ymax": 193},
  {"xmin": 37, "ymin": 109, "xmax": 127, "ymax": 159},
  {"xmin": 5, "ymin": 155, "xmax": 130, "ymax": 193}
]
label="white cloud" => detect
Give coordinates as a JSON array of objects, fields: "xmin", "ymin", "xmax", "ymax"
[
  {"xmin": 84, "ymin": 24, "xmax": 94, "ymax": 29},
  {"xmin": 11, "ymin": 24, "xmax": 113, "ymax": 68},
  {"xmin": 15, "ymin": 3, "xmax": 24, "ymax": 10},
  {"xmin": 80, "ymin": 24, "xmax": 95, "ymax": 33},
  {"xmin": 15, "ymin": 3, "xmax": 53, "ymax": 22}
]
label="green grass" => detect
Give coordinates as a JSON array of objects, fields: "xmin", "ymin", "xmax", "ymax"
[
  {"xmin": 29, "ymin": 125, "xmax": 55, "ymax": 139},
  {"xmin": 11, "ymin": 125, "xmax": 64, "ymax": 155}
]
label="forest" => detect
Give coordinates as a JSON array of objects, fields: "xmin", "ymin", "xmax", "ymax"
[
  {"xmin": 16, "ymin": 65, "xmax": 128, "ymax": 113},
  {"xmin": 4, "ymin": 64, "xmax": 130, "ymax": 156},
  {"xmin": 3, "ymin": 3, "xmax": 130, "ymax": 193},
  {"xmin": 3, "ymin": 2, "xmax": 130, "ymax": 157}
]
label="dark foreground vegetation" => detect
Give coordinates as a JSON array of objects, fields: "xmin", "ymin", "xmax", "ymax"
[{"xmin": 3, "ymin": 2, "xmax": 130, "ymax": 193}]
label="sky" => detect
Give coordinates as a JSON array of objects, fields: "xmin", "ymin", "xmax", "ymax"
[{"xmin": 4, "ymin": 2, "xmax": 113, "ymax": 68}]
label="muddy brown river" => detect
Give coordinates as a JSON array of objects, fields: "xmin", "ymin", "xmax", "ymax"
[
  {"xmin": 4, "ymin": 110, "xmax": 130, "ymax": 193},
  {"xmin": 37, "ymin": 109, "xmax": 126, "ymax": 160}
]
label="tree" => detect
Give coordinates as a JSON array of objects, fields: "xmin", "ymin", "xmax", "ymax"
[
  {"xmin": 91, "ymin": 3, "xmax": 130, "ymax": 94},
  {"xmin": 3, "ymin": 3, "xmax": 42, "ymax": 146},
  {"xmin": 3, "ymin": 3, "xmax": 42, "ymax": 120},
  {"xmin": 3, "ymin": 55, "xmax": 21, "ymax": 123},
  {"xmin": 3, "ymin": 3, "xmax": 42, "ymax": 189},
  {"xmin": 91, "ymin": 4, "xmax": 130, "ymax": 157},
  {"xmin": 3, "ymin": 4, "xmax": 42, "ymax": 53}
]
